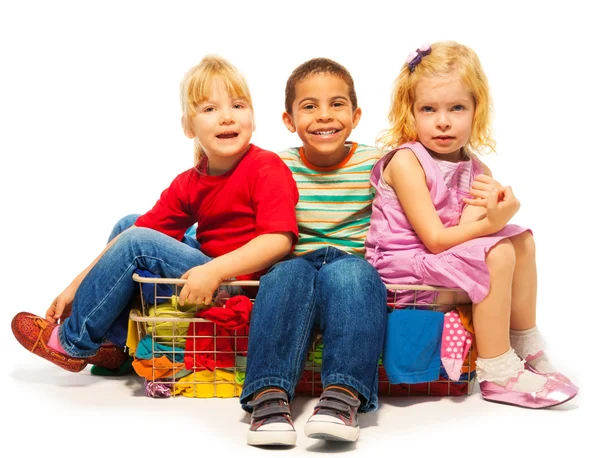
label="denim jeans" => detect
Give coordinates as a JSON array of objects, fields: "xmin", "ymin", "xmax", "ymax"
[
  {"xmin": 59, "ymin": 215, "xmax": 209, "ymax": 357},
  {"xmin": 100, "ymin": 214, "xmax": 201, "ymax": 346},
  {"xmin": 107, "ymin": 214, "xmax": 199, "ymax": 249},
  {"xmin": 240, "ymin": 247, "xmax": 387, "ymax": 413}
]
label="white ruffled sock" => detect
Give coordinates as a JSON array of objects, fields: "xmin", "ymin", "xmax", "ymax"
[
  {"xmin": 510, "ymin": 326, "xmax": 557, "ymax": 374},
  {"xmin": 476, "ymin": 348, "xmax": 547, "ymax": 393}
]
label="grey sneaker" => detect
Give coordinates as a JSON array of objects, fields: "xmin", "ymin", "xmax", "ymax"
[
  {"xmin": 304, "ymin": 388, "xmax": 361, "ymax": 441},
  {"xmin": 247, "ymin": 389, "xmax": 296, "ymax": 446}
]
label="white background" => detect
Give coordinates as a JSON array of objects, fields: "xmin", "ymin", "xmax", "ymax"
[{"xmin": 1, "ymin": 0, "xmax": 597, "ymax": 456}]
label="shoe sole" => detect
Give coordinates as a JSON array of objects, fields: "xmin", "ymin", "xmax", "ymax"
[
  {"xmin": 305, "ymin": 421, "xmax": 359, "ymax": 442},
  {"xmin": 482, "ymin": 392, "xmax": 577, "ymax": 409},
  {"xmin": 247, "ymin": 430, "xmax": 297, "ymax": 446}
]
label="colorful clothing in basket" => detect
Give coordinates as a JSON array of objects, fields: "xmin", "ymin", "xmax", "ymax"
[{"xmin": 365, "ymin": 141, "xmax": 529, "ymax": 304}]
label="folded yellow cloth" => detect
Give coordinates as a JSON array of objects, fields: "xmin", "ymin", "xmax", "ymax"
[{"xmin": 172, "ymin": 370, "xmax": 242, "ymax": 398}]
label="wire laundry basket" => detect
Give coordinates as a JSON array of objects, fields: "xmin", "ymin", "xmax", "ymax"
[{"xmin": 128, "ymin": 274, "xmax": 475, "ymax": 398}]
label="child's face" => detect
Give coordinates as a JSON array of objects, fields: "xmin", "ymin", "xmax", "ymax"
[
  {"xmin": 185, "ymin": 79, "xmax": 254, "ymax": 173},
  {"xmin": 283, "ymin": 73, "xmax": 361, "ymax": 168},
  {"xmin": 413, "ymin": 75, "xmax": 474, "ymax": 161}
]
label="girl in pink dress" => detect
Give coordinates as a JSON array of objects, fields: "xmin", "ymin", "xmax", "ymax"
[{"xmin": 365, "ymin": 41, "xmax": 578, "ymax": 408}]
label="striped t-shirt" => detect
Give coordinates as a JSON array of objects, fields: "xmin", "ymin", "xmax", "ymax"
[{"xmin": 278, "ymin": 142, "xmax": 385, "ymax": 257}]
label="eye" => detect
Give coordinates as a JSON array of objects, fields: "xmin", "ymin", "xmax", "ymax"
[
  {"xmin": 203, "ymin": 106, "xmax": 215, "ymax": 113},
  {"xmin": 421, "ymin": 106, "xmax": 434, "ymax": 113},
  {"xmin": 233, "ymin": 103, "xmax": 245, "ymax": 109},
  {"xmin": 302, "ymin": 103, "xmax": 316, "ymax": 110},
  {"xmin": 332, "ymin": 101, "xmax": 345, "ymax": 108},
  {"xmin": 452, "ymin": 105, "xmax": 465, "ymax": 111}
]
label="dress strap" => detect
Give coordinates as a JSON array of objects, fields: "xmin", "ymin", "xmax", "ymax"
[{"xmin": 370, "ymin": 141, "xmax": 437, "ymax": 188}]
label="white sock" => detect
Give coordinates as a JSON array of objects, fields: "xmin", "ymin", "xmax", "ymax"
[
  {"xmin": 510, "ymin": 326, "xmax": 557, "ymax": 374},
  {"xmin": 476, "ymin": 348, "xmax": 547, "ymax": 393}
]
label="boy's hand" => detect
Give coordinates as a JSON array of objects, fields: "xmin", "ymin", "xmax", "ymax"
[
  {"xmin": 485, "ymin": 186, "xmax": 520, "ymax": 232},
  {"xmin": 46, "ymin": 284, "xmax": 77, "ymax": 324},
  {"xmin": 463, "ymin": 174, "xmax": 504, "ymax": 206},
  {"xmin": 179, "ymin": 264, "xmax": 223, "ymax": 307}
]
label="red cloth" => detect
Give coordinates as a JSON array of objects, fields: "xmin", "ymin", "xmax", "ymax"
[
  {"xmin": 295, "ymin": 366, "xmax": 469, "ymax": 397},
  {"xmin": 377, "ymin": 366, "xmax": 470, "ymax": 396},
  {"xmin": 135, "ymin": 144, "xmax": 299, "ymax": 279},
  {"xmin": 295, "ymin": 370, "xmax": 323, "ymax": 396},
  {"xmin": 184, "ymin": 296, "xmax": 253, "ymax": 371}
]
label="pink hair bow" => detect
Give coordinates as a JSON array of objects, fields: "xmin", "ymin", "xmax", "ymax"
[{"xmin": 406, "ymin": 44, "xmax": 431, "ymax": 72}]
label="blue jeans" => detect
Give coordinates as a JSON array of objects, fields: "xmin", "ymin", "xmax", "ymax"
[
  {"xmin": 101, "ymin": 214, "xmax": 201, "ymax": 346},
  {"xmin": 240, "ymin": 247, "xmax": 387, "ymax": 413},
  {"xmin": 106, "ymin": 214, "xmax": 199, "ymax": 249},
  {"xmin": 59, "ymin": 215, "xmax": 208, "ymax": 357}
]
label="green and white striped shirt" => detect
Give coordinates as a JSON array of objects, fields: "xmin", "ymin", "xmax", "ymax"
[{"xmin": 279, "ymin": 142, "xmax": 385, "ymax": 257}]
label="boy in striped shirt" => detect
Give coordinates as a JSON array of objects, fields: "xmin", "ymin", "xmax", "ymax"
[{"xmin": 243, "ymin": 58, "xmax": 387, "ymax": 446}]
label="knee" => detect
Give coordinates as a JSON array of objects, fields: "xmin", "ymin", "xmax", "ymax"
[
  {"xmin": 108, "ymin": 214, "xmax": 141, "ymax": 242},
  {"xmin": 486, "ymin": 239, "xmax": 516, "ymax": 273},
  {"xmin": 511, "ymin": 231, "xmax": 535, "ymax": 263},
  {"xmin": 262, "ymin": 258, "xmax": 316, "ymax": 289},
  {"xmin": 320, "ymin": 258, "xmax": 386, "ymax": 302},
  {"xmin": 115, "ymin": 227, "xmax": 157, "ymax": 251}
]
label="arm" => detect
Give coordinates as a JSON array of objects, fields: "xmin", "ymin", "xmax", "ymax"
[
  {"xmin": 178, "ymin": 151, "xmax": 299, "ymax": 306},
  {"xmin": 46, "ymin": 227, "xmax": 134, "ymax": 323},
  {"xmin": 178, "ymin": 232, "xmax": 293, "ymax": 306},
  {"xmin": 460, "ymin": 161, "xmax": 494, "ymax": 224},
  {"xmin": 49, "ymin": 170, "xmax": 196, "ymax": 322},
  {"xmin": 384, "ymin": 149, "xmax": 519, "ymax": 254}
]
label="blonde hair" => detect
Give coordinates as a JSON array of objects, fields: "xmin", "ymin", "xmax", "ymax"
[
  {"xmin": 378, "ymin": 41, "xmax": 495, "ymax": 155},
  {"xmin": 180, "ymin": 55, "xmax": 254, "ymax": 165}
]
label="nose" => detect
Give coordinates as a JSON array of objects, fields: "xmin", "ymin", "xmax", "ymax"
[
  {"xmin": 220, "ymin": 108, "xmax": 234, "ymax": 125},
  {"xmin": 436, "ymin": 112, "xmax": 450, "ymax": 131},
  {"xmin": 317, "ymin": 105, "xmax": 333, "ymax": 122}
]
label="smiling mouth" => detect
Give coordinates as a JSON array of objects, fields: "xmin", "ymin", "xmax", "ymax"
[
  {"xmin": 217, "ymin": 132, "xmax": 238, "ymax": 139},
  {"xmin": 310, "ymin": 129, "xmax": 340, "ymax": 136}
]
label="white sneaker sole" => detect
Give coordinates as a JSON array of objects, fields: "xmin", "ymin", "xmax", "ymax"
[
  {"xmin": 247, "ymin": 430, "xmax": 297, "ymax": 446},
  {"xmin": 304, "ymin": 421, "xmax": 359, "ymax": 442}
]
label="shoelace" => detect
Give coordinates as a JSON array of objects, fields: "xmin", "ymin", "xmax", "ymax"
[{"xmin": 31, "ymin": 318, "xmax": 50, "ymax": 353}]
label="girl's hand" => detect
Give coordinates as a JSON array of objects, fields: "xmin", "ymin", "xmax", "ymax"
[
  {"xmin": 179, "ymin": 264, "xmax": 223, "ymax": 306},
  {"xmin": 486, "ymin": 186, "xmax": 520, "ymax": 232},
  {"xmin": 46, "ymin": 283, "xmax": 77, "ymax": 324},
  {"xmin": 463, "ymin": 174, "xmax": 504, "ymax": 206}
]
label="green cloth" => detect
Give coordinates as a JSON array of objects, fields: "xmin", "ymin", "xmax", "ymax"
[
  {"xmin": 90, "ymin": 356, "xmax": 134, "ymax": 376},
  {"xmin": 308, "ymin": 343, "xmax": 323, "ymax": 365}
]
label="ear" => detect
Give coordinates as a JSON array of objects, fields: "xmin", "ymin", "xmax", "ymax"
[
  {"xmin": 282, "ymin": 111, "xmax": 297, "ymax": 133},
  {"xmin": 351, "ymin": 107, "xmax": 362, "ymax": 128},
  {"xmin": 181, "ymin": 116, "xmax": 195, "ymax": 139}
]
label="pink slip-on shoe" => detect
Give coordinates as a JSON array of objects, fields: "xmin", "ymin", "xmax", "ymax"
[
  {"xmin": 524, "ymin": 350, "xmax": 578, "ymax": 388},
  {"xmin": 480, "ymin": 370, "xmax": 578, "ymax": 409}
]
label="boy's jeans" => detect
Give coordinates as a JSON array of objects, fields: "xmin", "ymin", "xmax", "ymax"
[
  {"xmin": 240, "ymin": 247, "xmax": 387, "ymax": 412},
  {"xmin": 59, "ymin": 215, "xmax": 209, "ymax": 357}
]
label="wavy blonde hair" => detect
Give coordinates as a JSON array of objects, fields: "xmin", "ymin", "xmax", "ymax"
[
  {"xmin": 180, "ymin": 55, "xmax": 254, "ymax": 165},
  {"xmin": 378, "ymin": 41, "xmax": 495, "ymax": 155}
]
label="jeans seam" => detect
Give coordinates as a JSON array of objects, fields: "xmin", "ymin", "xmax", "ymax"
[{"xmin": 288, "ymin": 293, "xmax": 317, "ymax": 396}]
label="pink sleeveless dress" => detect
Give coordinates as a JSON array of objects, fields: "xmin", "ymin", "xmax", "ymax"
[{"xmin": 365, "ymin": 141, "xmax": 529, "ymax": 304}]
